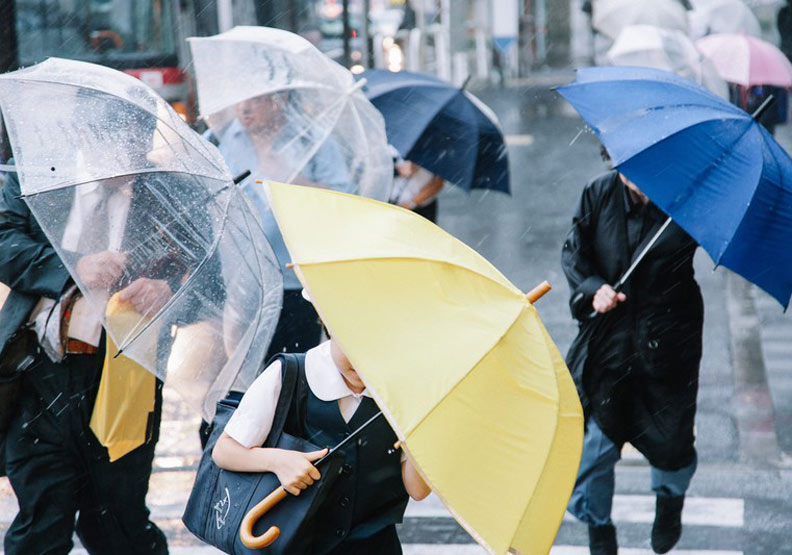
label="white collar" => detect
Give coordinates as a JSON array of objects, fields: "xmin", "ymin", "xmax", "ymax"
[{"xmin": 305, "ymin": 340, "xmax": 371, "ymax": 402}]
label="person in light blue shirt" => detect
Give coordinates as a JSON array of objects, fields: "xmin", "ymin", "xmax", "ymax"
[{"xmin": 210, "ymin": 92, "xmax": 351, "ymax": 364}]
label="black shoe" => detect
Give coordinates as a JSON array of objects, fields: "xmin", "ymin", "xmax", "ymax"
[
  {"xmin": 651, "ymin": 495, "xmax": 684, "ymax": 553},
  {"xmin": 588, "ymin": 523, "xmax": 617, "ymax": 555}
]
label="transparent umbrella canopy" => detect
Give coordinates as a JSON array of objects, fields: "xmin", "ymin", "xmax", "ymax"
[
  {"xmin": 689, "ymin": 0, "xmax": 761, "ymax": 39},
  {"xmin": 188, "ymin": 26, "xmax": 393, "ymax": 207},
  {"xmin": 593, "ymin": 0, "xmax": 689, "ymax": 40},
  {"xmin": 0, "ymin": 58, "xmax": 283, "ymax": 419},
  {"xmin": 606, "ymin": 25, "xmax": 729, "ymax": 98}
]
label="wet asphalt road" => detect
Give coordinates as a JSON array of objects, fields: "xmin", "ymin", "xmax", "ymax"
[{"xmin": 2, "ymin": 81, "xmax": 792, "ymax": 554}]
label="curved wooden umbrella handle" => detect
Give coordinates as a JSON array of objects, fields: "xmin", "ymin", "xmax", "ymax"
[{"xmin": 239, "ymin": 486, "xmax": 289, "ymax": 549}]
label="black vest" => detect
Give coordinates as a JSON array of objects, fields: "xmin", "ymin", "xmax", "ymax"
[{"xmin": 290, "ymin": 357, "xmax": 409, "ymax": 552}]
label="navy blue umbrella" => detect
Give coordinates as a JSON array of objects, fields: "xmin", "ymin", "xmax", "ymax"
[
  {"xmin": 558, "ymin": 66, "xmax": 792, "ymax": 308},
  {"xmin": 358, "ymin": 69, "xmax": 510, "ymax": 194}
]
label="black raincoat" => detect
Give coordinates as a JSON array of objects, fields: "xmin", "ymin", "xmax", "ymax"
[{"xmin": 562, "ymin": 170, "xmax": 703, "ymax": 470}]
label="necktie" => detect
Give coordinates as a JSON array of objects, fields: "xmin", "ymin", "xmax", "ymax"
[{"xmin": 89, "ymin": 293, "xmax": 156, "ymax": 462}]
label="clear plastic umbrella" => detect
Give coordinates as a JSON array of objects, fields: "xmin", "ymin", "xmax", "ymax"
[
  {"xmin": 689, "ymin": 0, "xmax": 761, "ymax": 39},
  {"xmin": 0, "ymin": 58, "xmax": 282, "ymax": 419},
  {"xmin": 606, "ymin": 25, "xmax": 729, "ymax": 98},
  {"xmin": 188, "ymin": 26, "xmax": 393, "ymax": 204},
  {"xmin": 593, "ymin": 0, "xmax": 689, "ymax": 40}
]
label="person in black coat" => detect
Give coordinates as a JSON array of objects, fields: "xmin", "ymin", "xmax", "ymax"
[
  {"xmin": 0, "ymin": 147, "xmax": 223, "ymax": 553},
  {"xmin": 562, "ymin": 168, "xmax": 703, "ymax": 555}
]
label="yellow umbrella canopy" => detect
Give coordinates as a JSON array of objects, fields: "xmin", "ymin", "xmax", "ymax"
[{"xmin": 266, "ymin": 181, "xmax": 583, "ymax": 554}]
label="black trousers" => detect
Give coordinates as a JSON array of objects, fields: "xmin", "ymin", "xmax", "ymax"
[{"xmin": 4, "ymin": 347, "xmax": 166, "ymax": 554}]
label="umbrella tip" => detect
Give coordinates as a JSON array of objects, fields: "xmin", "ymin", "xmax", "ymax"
[
  {"xmin": 112, "ymin": 348, "xmax": 124, "ymax": 360},
  {"xmin": 526, "ymin": 281, "xmax": 552, "ymax": 304}
]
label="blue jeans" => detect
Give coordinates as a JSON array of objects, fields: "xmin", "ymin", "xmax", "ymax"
[{"xmin": 567, "ymin": 418, "xmax": 697, "ymax": 526}]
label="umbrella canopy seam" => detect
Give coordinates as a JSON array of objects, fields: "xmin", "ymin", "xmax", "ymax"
[
  {"xmin": 397, "ymin": 303, "xmax": 559, "ymax": 437},
  {"xmin": 294, "ymin": 256, "xmax": 522, "ymax": 297},
  {"xmin": 116, "ymin": 189, "xmax": 235, "ymax": 353}
]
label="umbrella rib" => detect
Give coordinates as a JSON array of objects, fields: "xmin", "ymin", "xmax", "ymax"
[
  {"xmin": 406, "ymin": 303, "xmax": 557, "ymax": 436},
  {"xmin": 297, "ymin": 255, "xmax": 520, "ymax": 296},
  {"xmin": 404, "ymin": 89, "xmax": 464, "ymax": 160},
  {"xmin": 116, "ymin": 190, "xmax": 234, "ymax": 354},
  {"xmin": 280, "ymin": 89, "xmax": 351, "ymax": 184}
]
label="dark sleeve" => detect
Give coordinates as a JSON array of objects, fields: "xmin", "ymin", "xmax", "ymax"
[
  {"xmin": 0, "ymin": 171, "xmax": 71, "ymax": 297},
  {"xmin": 561, "ymin": 182, "xmax": 607, "ymax": 321}
]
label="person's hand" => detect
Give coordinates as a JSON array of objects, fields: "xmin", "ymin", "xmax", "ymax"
[
  {"xmin": 271, "ymin": 448, "xmax": 328, "ymax": 496},
  {"xmin": 118, "ymin": 278, "xmax": 172, "ymax": 315},
  {"xmin": 592, "ymin": 284, "xmax": 626, "ymax": 314},
  {"xmin": 76, "ymin": 251, "xmax": 127, "ymax": 289}
]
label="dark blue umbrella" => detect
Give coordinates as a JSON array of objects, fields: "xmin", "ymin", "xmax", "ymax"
[
  {"xmin": 358, "ymin": 69, "xmax": 510, "ymax": 194},
  {"xmin": 557, "ymin": 66, "xmax": 792, "ymax": 308}
]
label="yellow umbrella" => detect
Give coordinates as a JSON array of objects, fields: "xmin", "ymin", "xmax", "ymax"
[{"xmin": 265, "ymin": 181, "xmax": 583, "ymax": 554}]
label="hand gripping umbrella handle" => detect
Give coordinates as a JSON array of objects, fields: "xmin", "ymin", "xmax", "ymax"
[{"xmin": 239, "ymin": 486, "xmax": 289, "ymax": 549}]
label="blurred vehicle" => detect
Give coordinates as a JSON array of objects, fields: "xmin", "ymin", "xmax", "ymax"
[{"xmin": 9, "ymin": 0, "xmax": 191, "ymax": 119}]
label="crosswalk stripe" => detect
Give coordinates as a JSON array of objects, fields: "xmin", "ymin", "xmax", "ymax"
[
  {"xmin": 505, "ymin": 134, "xmax": 535, "ymax": 146},
  {"xmin": 407, "ymin": 494, "xmax": 744, "ymax": 528},
  {"xmin": 401, "ymin": 547, "xmax": 743, "ymax": 555},
  {"xmin": 551, "ymin": 549, "xmax": 742, "ymax": 555}
]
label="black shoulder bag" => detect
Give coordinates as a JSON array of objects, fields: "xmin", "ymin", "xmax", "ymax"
[{"xmin": 182, "ymin": 353, "xmax": 343, "ymax": 554}]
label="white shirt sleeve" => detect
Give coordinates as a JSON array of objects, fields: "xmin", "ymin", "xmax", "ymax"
[{"xmin": 222, "ymin": 360, "xmax": 283, "ymax": 448}]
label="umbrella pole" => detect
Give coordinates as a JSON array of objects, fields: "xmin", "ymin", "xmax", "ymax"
[
  {"xmin": 588, "ymin": 216, "xmax": 672, "ymax": 319},
  {"xmin": 316, "ymin": 410, "xmax": 384, "ymax": 465},
  {"xmin": 751, "ymin": 95, "xmax": 776, "ymax": 121}
]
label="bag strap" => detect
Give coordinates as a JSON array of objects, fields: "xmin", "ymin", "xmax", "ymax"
[{"xmin": 265, "ymin": 352, "xmax": 306, "ymax": 447}]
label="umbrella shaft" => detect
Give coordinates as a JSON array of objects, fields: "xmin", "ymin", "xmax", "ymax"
[
  {"xmin": 751, "ymin": 95, "xmax": 776, "ymax": 121},
  {"xmin": 587, "ymin": 216, "xmax": 672, "ymax": 319},
  {"xmin": 315, "ymin": 410, "xmax": 384, "ymax": 467}
]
